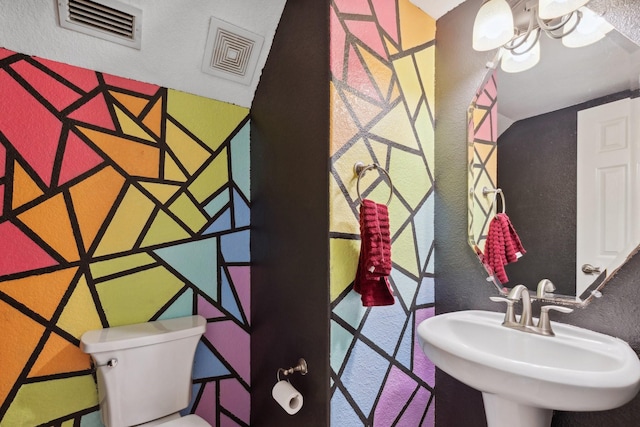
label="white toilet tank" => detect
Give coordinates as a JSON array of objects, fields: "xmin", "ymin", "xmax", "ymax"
[{"xmin": 80, "ymin": 315, "xmax": 207, "ymax": 427}]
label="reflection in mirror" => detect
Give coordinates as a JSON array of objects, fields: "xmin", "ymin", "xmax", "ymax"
[{"xmin": 467, "ymin": 6, "xmax": 640, "ymax": 306}]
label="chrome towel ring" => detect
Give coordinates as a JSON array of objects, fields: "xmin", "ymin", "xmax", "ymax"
[
  {"xmin": 354, "ymin": 162, "xmax": 394, "ymax": 206},
  {"xmin": 482, "ymin": 186, "xmax": 506, "ymax": 214}
]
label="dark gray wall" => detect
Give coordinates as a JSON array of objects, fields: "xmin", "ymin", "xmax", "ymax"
[
  {"xmin": 498, "ymin": 91, "xmax": 633, "ymax": 295},
  {"xmin": 250, "ymin": 0, "xmax": 330, "ymax": 425},
  {"xmin": 435, "ymin": 0, "xmax": 640, "ymax": 426}
]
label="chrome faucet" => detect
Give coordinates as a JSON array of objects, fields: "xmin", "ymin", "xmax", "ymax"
[{"xmin": 491, "ymin": 284, "xmax": 573, "ymax": 336}]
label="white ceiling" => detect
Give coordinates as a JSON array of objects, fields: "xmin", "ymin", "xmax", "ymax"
[
  {"xmin": 0, "ymin": 0, "xmax": 286, "ymax": 108},
  {"xmin": 410, "ymin": 0, "xmax": 468, "ymax": 19}
]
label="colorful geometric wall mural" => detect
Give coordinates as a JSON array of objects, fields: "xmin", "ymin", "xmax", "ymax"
[
  {"xmin": 467, "ymin": 71, "xmax": 498, "ymax": 254},
  {"xmin": 328, "ymin": 0, "xmax": 436, "ymax": 425},
  {"xmin": 0, "ymin": 48, "xmax": 250, "ymax": 426}
]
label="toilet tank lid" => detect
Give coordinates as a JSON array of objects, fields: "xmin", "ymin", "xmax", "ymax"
[{"xmin": 80, "ymin": 315, "xmax": 206, "ymax": 353}]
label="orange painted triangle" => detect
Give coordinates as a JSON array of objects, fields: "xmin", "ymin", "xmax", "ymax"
[
  {"xmin": 12, "ymin": 160, "xmax": 44, "ymax": 210},
  {"xmin": 18, "ymin": 193, "xmax": 80, "ymax": 262},
  {"xmin": 0, "ymin": 267, "xmax": 78, "ymax": 321},
  {"xmin": 109, "ymin": 90, "xmax": 149, "ymax": 117},
  {"xmin": 28, "ymin": 332, "xmax": 91, "ymax": 378},
  {"xmin": 0, "ymin": 302, "xmax": 45, "ymax": 404},
  {"xmin": 69, "ymin": 166, "xmax": 125, "ymax": 252},
  {"xmin": 141, "ymin": 96, "xmax": 163, "ymax": 138},
  {"xmin": 76, "ymin": 126, "xmax": 160, "ymax": 179}
]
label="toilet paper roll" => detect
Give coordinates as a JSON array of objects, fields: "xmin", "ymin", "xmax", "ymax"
[{"xmin": 272, "ymin": 380, "xmax": 303, "ymax": 415}]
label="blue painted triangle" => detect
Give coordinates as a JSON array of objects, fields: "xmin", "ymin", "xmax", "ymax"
[
  {"xmin": 396, "ymin": 314, "xmax": 413, "ymax": 369},
  {"xmin": 157, "ymin": 288, "xmax": 193, "ymax": 320},
  {"xmin": 391, "ymin": 269, "xmax": 417, "ymax": 308},
  {"xmin": 221, "ymin": 267, "xmax": 244, "ymax": 324},
  {"xmin": 181, "ymin": 382, "xmax": 202, "ymax": 415},
  {"xmin": 193, "ymin": 340, "xmax": 230, "ymax": 379},
  {"xmin": 204, "ymin": 189, "xmax": 230, "ymax": 217},
  {"xmin": 417, "ymin": 277, "xmax": 434, "ymax": 305},
  {"xmin": 232, "ymin": 189, "xmax": 250, "ymax": 228},
  {"xmin": 203, "ymin": 208, "xmax": 232, "ymax": 235},
  {"xmin": 153, "ymin": 237, "xmax": 218, "ymax": 301},
  {"xmin": 220, "ymin": 230, "xmax": 249, "ymax": 263}
]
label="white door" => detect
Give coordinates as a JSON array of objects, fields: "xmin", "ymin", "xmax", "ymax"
[{"xmin": 576, "ymin": 97, "xmax": 639, "ymax": 297}]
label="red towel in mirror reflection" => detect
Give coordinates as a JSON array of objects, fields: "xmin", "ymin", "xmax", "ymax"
[
  {"xmin": 484, "ymin": 213, "xmax": 526, "ymax": 284},
  {"xmin": 354, "ymin": 199, "xmax": 395, "ymax": 306}
]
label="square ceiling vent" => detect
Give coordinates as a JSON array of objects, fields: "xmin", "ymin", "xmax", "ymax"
[
  {"xmin": 201, "ymin": 17, "xmax": 265, "ymax": 86},
  {"xmin": 57, "ymin": 0, "xmax": 142, "ymax": 49}
]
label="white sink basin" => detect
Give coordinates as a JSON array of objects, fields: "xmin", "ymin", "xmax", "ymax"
[{"xmin": 417, "ymin": 310, "xmax": 640, "ymax": 427}]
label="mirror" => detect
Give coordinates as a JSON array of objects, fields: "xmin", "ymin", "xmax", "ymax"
[{"xmin": 467, "ymin": 6, "xmax": 640, "ymax": 305}]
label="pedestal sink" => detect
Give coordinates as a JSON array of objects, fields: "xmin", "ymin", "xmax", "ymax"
[{"xmin": 417, "ymin": 310, "xmax": 640, "ymax": 427}]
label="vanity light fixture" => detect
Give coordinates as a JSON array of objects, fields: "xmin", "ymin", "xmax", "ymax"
[{"xmin": 472, "ymin": 0, "xmax": 613, "ymax": 73}]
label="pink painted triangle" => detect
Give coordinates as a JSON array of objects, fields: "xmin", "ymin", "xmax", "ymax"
[
  {"xmin": 228, "ymin": 266, "xmax": 250, "ymax": 324},
  {"xmin": 0, "ymin": 48, "xmax": 15, "ymax": 61},
  {"xmin": 58, "ymin": 130, "xmax": 105, "ymax": 186},
  {"xmin": 334, "ymin": 0, "xmax": 371, "ymax": 15},
  {"xmin": 33, "ymin": 57, "xmax": 99, "ymax": 93},
  {"xmin": 347, "ymin": 45, "xmax": 381, "ymax": 101},
  {"xmin": 372, "ymin": 0, "xmax": 398, "ymax": 44},
  {"xmin": 330, "ymin": 6, "xmax": 347, "ymax": 81},
  {"xmin": 0, "ymin": 185, "xmax": 4, "ymax": 217},
  {"xmin": 203, "ymin": 320, "xmax": 249, "ymax": 383},
  {"xmin": 10, "ymin": 60, "xmax": 83, "ymax": 112},
  {"xmin": 0, "ymin": 142, "xmax": 5, "ymax": 177},
  {"xmin": 67, "ymin": 92, "xmax": 115, "ymax": 131},
  {"xmin": 0, "ymin": 69, "xmax": 61, "ymax": 187},
  {"xmin": 345, "ymin": 20, "xmax": 388, "ymax": 60},
  {"xmin": 197, "ymin": 295, "xmax": 226, "ymax": 319},
  {"xmin": 0, "ymin": 221, "xmax": 58, "ymax": 276},
  {"xmin": 194, "ymin": 381, "xmax": 217, "ymax": 424}
]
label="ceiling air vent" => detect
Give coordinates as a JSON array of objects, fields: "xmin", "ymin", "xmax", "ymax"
[
  {"xmin": 57, "ymin": 0, "xmax": 142, "ymax": 49},
  {"xmin": 201, "ymin": 17, "xmax": 265, "ymax": 86}
]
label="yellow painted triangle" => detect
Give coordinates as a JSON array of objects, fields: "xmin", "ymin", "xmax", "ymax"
[
  {"xmin": 369, "ymin": 103, "xmax": 420, "ymax": 149},
  {"xmin": 167, "ymin": 89, "xmax": 248, "ymax": 151},
  {"xmin": 188, "ymin": 147, "xmax": 228, "ymax": 203},
  {"xmin": 142, "ymin": 96, "xmax": 163, "ymax": 138},
  {"xmin": 383, "ymin": 34, "xmax": 399, "ymax": 56},
  {"xmin": 369, "ymin": 140, "xmax": 390, "ymax": 167},
  {"xmin": 357, "ymin": 45, "xmax": 394, "ymax": 101},
  {"xmin": 392, "ymin": 222, "xmax": 419, "ymax": 277},
  {"xmin": 399, "ymin": 0, "xmax": 436, "ymax": 50},
  {"xmin": 76, "ymin": 126, "xmax": 159, "ymax": 179},
  {"xmin": 1, "ymin": 375, "xmax": 97, "ymax": 427},
  {"xmin": 330, "ymin": 237, "xmax": 359, "ymax": 302},
  {"xmin": 94, "ymin": 184, "xmax": 156, "ymax": 257},
  {"xmin": 141, "ymin": 209, "xmax": 191, "ymax": 247},
  {"xmin": 57, "ymin": 274, "xmax": 104, "ymax": 339},
  {"xmin": 140, "ymin": 181, "xmax": 181, "ymax": 204},
  {"xmin": 114, "ymin": 106, "xmax": 156, "ymax": 142},
  {"xmin": 28, "ymin": 332, "xmax": 91, "ymax": 378},
  {"xmin": 97, "ymin": 266, "xmax": 184, "ymax": 327},
  {"xmin": 166, "ymin": 120, "xmax": 211, "ymax": 175},
  {"xmin": 18, "ymin": 193, "xmax": 80, "ymax": 262},
  {"xmin": 415, "ymin": 45, "xmax": 435, "ymax": 114},
  {"xmin": 330, "ymin": 82, "xmax": 361, "ymax": 156},
  {"xmin": 109, "ymin": 90, "xmax": 149, "ymax": 117},
  {"xmin": 0, "ymin": 267, "xmax": 78, "ymax": 321},
  {"xmin": 329, "ymin": 174, "xmax": 358, "ymax": 235},
  {"xmin": 90, "ymin": 253, "xmax": 156, "ymax": 280},
  {"xmin": 474, "ymin": 108, "xmax": 489, "ymax": 133},
  {"xmin": 388, "ymin": 79, "xmax": 402, "ymax": 104},
  {"xmin": 12, "ymin": 160, "xmax": 44, "ymax": 210},
  {"xmin": 393, "ymin": 55, "xmax": 422, "ymax": 117},
  {"xmin": 164, "ymin": 154, "xmax": 188, "ymax": 182}
]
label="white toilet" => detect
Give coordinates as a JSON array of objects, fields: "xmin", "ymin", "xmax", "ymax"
[{"xmin": 80, "ymin": 315, "xmax": 212, "ymax": 427}]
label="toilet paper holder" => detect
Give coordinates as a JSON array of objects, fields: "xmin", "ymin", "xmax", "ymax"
[{"xmin": 277, "ymin": 358, "xmax": 308, "ymax": 381}]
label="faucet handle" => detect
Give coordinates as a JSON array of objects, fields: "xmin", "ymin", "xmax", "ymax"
[
  {"xmin": 537, "ymin": 305, "xmax": 574, "ymax": 336},
  {"xmin": 490, "ymin": 297, "xmax": 517, "ymax": 325}
]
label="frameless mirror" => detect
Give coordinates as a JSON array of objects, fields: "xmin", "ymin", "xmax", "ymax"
[{"xmin": 467, "ymin": 6, "xmax": 640, "ymax": 306}]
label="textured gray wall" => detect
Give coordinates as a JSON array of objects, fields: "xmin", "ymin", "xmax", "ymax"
[{"xmin": 434, "ymin": 0, "xmax": 640, "ymax": 426}]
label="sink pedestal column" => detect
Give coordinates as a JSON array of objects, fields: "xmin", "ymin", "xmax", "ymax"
[{"xmin": 483, "ymin": 393, "xmax": 553, "ymax": 427}]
